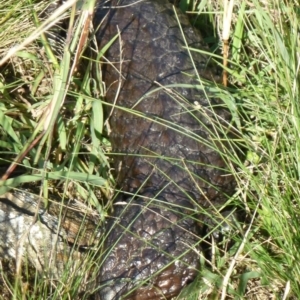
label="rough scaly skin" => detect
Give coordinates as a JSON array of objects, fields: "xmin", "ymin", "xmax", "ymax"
[
  {"xmin": 94, "ymin": 1, "xmax": 236, "ymax": 299},
  {"xmin": 0, "ymin": 191, "xmax": 100, "ymax": 278}
]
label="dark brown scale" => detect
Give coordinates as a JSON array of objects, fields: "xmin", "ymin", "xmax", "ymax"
[{"xmin": 94, "ymin": 1, "xmax": 236, "ymax": 299}]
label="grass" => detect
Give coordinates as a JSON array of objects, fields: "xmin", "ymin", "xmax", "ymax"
[{"xmin": 0, "ymin": 0, "xmax": 299, "ymax": 299}]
